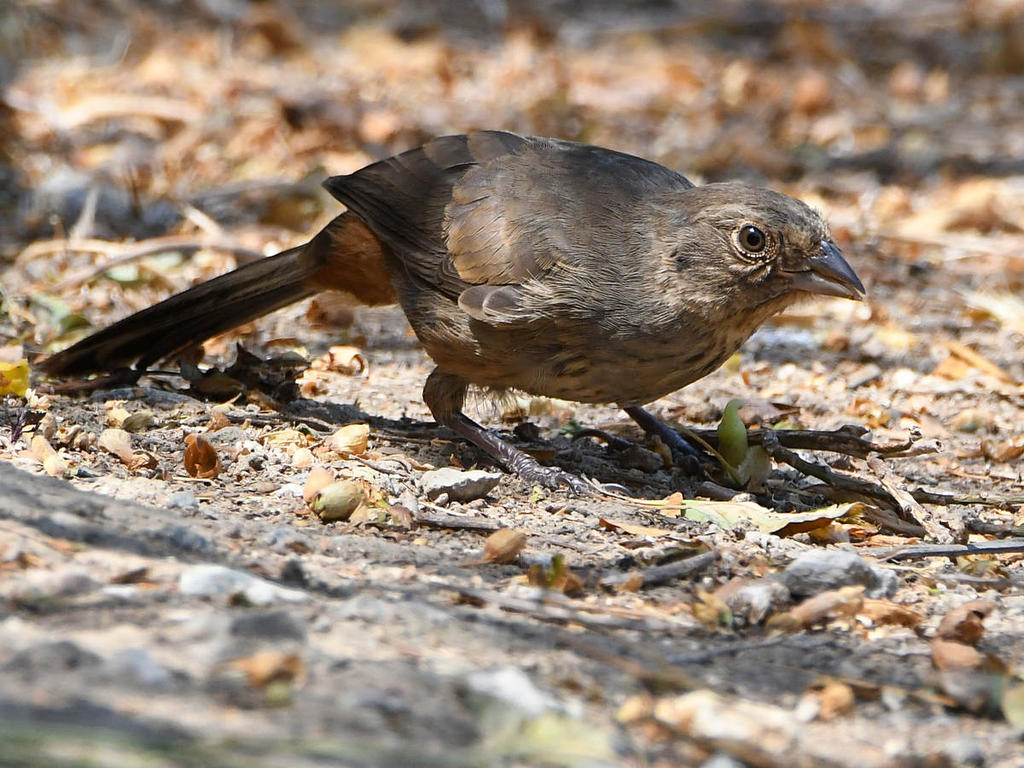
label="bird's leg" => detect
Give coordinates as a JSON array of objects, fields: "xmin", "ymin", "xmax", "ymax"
[
  {"xmin": 622, "ymin": 405, "xmax": 707, "ymax": 470},
  {"xmin": 423, "ymin": 369, "xmax": 589, "ymax": 493}
]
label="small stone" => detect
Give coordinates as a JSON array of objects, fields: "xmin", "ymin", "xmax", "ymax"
[
  {"xmin": 205, "ymin": 426, "xmax": 249, "ymax": 446},
  {"xmin": 167, "ymin": 491, "xmax": 199, "ymax": 511},
  {"xmin": 940, "ymin": 735, "xmax": 985, "ymax": 767},
  {"xmin": 462, "ymin": 667, "xmax": 554, "ymax": 717},
  {"xmin": 161, "ymin": 525, "xmax": 213, "ymax": 553},
  {"xmin": 420, "ymin": 468, "xmax": 501, "ymax": 502},
  {"xmin": 10, "ymin": 567, "xmax": 99, "ymax": 603},
  {"xmin": 701, "ymin": 754, "xmax": 747, "ymax": 768},
  {"xmin": 259, "ymin": 528, "xmax": 311, "ymax": 554},
  {"xmin": 179, "ymin": 564, "xmax": 310, "ymax": 606},
  {"xmin": 229, "ymin": 610, "xmax": 307, "ymax": 642},
  {"xmin": 104, "ymin": 647, "xmax": 174, "ymax": 688},
  {"xmin": 4, "ymin": 640, "xmax": 102, "ymax": 676},
  {"xmin": 724, "ymin": 580, "xmax": 791, "ymax": 627},
  {"xmin": 781, "ymin": 550, "xmax": 898, "ymax": 599}
]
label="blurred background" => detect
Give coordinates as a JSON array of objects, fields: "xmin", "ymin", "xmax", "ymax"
[{"xmin": 2, "ymin": 0, "xmax": 1024, "ymax": 369}]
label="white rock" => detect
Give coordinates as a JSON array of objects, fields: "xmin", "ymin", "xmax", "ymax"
[
  {"xmin": 179, "ymin": 564, "xmax": 309, "ymax": 605},
  {"xmin": 420, "ymin": 468, "xmax": 501, "ymax": 502}
]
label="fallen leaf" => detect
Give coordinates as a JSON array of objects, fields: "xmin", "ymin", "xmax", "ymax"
[
  {"xmin": 324, "ymin": 345, "xmax": 367, "ymax": 375},
  {"xmin": 263, "ymin": 428, "xmax": 313, "ymax": 448},
  {"xmin": 692, "ymin": 590, "xmax": 731, "ymax": 629},
  {"xmin": 981, "ymin": 436, "xmax": 1024, "ymax": 463},
  {"xmin": 184, "ymin": 433, "xmax": 222, "ymax": 479},
  {"xmin": 945, "ymin": 339, "xmax": 1016, "ymax": 384},
  {"xmin": 858, "ymin": 599, "xmax": 924, "ymax": 628},
  {"xmin": 936, "ymin": 600, "xmax": 997, "ymax": 645},
  {"xmin": 644, "ymin": 498, "xmax": 859, "ymax": 536},
  {"xmin": 483, "ymin": 528, "xmax": 527, "ymax": 564},
  {"xmin": 0, "ymin": 359, "xmax": 29, "ymax": 396},
  {"xmin": 105, "ymin": 404, "xmax": 130, "ymax": 427},
  {"xmin": 230, "ymin": 650, "xmax": 304, "ymax": 688},
  {"xmin": 43, "ymin": 453, "xmax": 69, "ymax": 477},
  {"xmin": 770, "ymin": 585, "xmax": 865, "ymax": 630},
  {"xmin": 29, "ymin": 434, "xmax": 57, "ymax": 463},
  {"xmin": 817, "ymin": 681, "xmax": 856, "ymax": 720},
  {"xmin": 98, "ymin": 428, "xmax": 135, "ymax": 466}
]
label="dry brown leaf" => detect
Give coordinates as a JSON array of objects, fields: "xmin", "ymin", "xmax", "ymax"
[
  {"xmin": 980, "ymin": 436, "xmax": 1024, "ymax": 463},
  {"xmin": 616, "ymin": 572, "xmax": 645, "ymax": 593},
  {"xmin": 936, "ymin": 600, "xmax": 997, "ymax": 645},
  {"xmin": 931, "ymin": 638, "xmax": 983, "ymax": 670},
  {"xmin": 263, "ymin": 428, "xmax": 313, "ymax": 448},
  {"xmin": 817, "ymin": 681, "xmax": 856, "ymax": 720},
  {"xmin": 324, "ymin": 345, "xmax": 367, "ymax": 375},
  {"xmin": 29, "ymin": 434, "xmax": 57, "ymax": 462},
  {"xmin": 98, "ymin": 428, "xmax": 135, "ymax": 465},
  {"xmin": 771, "ymin": 586, "xmax": 865, "ymax": 630},
  {"xmin": 231, "ymin": 650, "xmax": 304, "ymax": 688},
  {"xmin": 945, "ymin": 339, "xmax": 1016, "ymax": 384},
  {"xmin": 857, "ymin": 599, "xmax": 925, "ymax": 628},
  {"xmin": 105, "ymin": 404, "xmax": 130, "ymax": 428},
  {"xmin": 43, "ymin": 453, "xmax": 70, "ymax": 477},
  {"xmin": 324, "ymin": 423, "xmax": 369, "ymax": 456},
  {"xmin": 483, "ymin": 528, "xmax": 527, "ymax": 564},
  {"xmin": 303, "ymin": 466, "xmax": 335, "ymax": 505},
  {"xmin": 206, "ymin": 409, "xmax": 232, "ymax": 432},
  {"xmin": 692, "ymin": 590, "xmax": 731, "ymax": 629},
  {"xmin": 932, "ymin": 356, "xmax": 972, "ymax": 381},
  {"xmin": 184, "ymin": 433, "xmax": 222, "ymax": 479}
]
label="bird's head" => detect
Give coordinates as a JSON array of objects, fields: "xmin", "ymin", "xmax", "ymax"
[{"xmin": 659, "ymin": 182, "xmax": 865, "ymax": 322}]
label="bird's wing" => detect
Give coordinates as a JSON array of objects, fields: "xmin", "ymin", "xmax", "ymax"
[{"xmin": 324, "ymin": 131, "xmax": 693, "ymax": 324}]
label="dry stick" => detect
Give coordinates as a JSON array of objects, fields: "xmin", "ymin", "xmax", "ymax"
[
  {"xmin": 867, "ymin": 456, "xmax": 950, "ymax": 543},
  {"xmin": 436, "ymin": 582, "xmax": 685, "ymax": 633},
  {"xmin": 599, "ymin": 550, "xmax": 718, "ymax": 589},
  {"xmin": 413, "ymin": 511, "xmax": 499, "ymax": 533},
  {"xmin": 761, "ymin": 431, "xmax": 893, "ymax": 503},
  {"xmin": 760, "ymin": 432, "xmax": 936, "ymax": 538},
  {"xmin": 864, "ymin": 538, "xmax": 1024, "ymax": 562},
  {"xmin": 691, "ymin": 424, "xmax": 934, "ymax": 459}
]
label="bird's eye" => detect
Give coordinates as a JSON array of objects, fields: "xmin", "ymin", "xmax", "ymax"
[{"xmin": 737, "ymin": 224, "xmax": 766, "ymax": 254}]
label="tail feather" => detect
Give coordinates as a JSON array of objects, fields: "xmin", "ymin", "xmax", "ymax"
[{"xmin": 41, "ymin": 243, "xmax": 318, "ymax": 376}]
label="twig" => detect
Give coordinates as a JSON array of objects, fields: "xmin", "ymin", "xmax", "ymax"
[
  {"xmin": 690, "ymin": 425, "xmax": 936, "ymax": 459},
  {"xmin": 864, "ymin": 538, "xmax": 1024, "ymax": 561},
  {"xmin": 867, "ymin": 456, "xmax": 950, "ymax": 543},
  {"xmin": 914, "ymin": 490, "xmax": 1024, "ymax": 509},
  {"xmin": 761, "ymin": 431, "xmax": 893, "ymax": 502},
  {"xmin": 413, "ymin": 511, "xmax": 499, "ymax": 533},
  {"xmin": 435, "ymin": 581, "xmax": 688, "ymax": 632},
  {"xmin": 599, "ymin": 550, "xmax": 718, "ymax": 589}
]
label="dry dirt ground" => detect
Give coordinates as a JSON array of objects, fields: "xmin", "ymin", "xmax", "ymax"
[{"xmin": 2, "ymin": 1, "xmax": 1024, "ymax": 766}]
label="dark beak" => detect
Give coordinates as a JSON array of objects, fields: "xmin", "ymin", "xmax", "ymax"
[{"xmin": 786, "ymin": 241, "xmax": 866, "ymax": 301}]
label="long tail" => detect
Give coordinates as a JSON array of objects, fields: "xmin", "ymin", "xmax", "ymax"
[{"xmin": 40, "ymin": 213, "xmax": 394, "ymax": 376}]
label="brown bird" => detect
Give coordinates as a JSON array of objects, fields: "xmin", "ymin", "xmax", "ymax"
[{"xmin": 42, "ymin": 131, "xmax": 865, "ymax": 491}]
